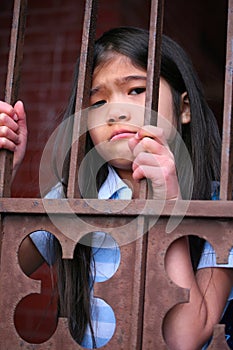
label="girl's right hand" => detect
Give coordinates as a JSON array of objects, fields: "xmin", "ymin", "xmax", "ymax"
[
  {"xmin": 128, "ymin": 125, "xmax": 180, "ymax": 200},
  {"xmin": 0, "ymin": 100, "xmax": 27, "ymax": 181}
]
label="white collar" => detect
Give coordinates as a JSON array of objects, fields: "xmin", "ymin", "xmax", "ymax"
[
  {"xmin": 98, "ymin": 166, "xmax": 132, "ymax": 199},
  {"xmin": 45, "ymin": 166, "xmax": 132, "ymax": 200}
]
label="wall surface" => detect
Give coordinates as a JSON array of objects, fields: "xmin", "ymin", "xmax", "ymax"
[
  {"xmin": 0, "ymin": 0, "xmax": 228, "ymax": 197},
  {"xmin": 0, "ymin": 0, "xmax": 229, "ymax": 346}
]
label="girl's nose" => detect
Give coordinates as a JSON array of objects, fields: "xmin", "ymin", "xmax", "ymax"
[
  {"xmin": 106, "ymin": 103, "xmax": 131, "ymax": 124},
  {"xmin": 107, "ymin": 114, "xmax": 129, "ymax": 124}
]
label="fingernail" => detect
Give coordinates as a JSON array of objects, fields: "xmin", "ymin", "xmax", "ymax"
[
  {"xmin": 135, "ymin": 132, "xmax": 140, "ymax": 139},
  {"xmin": 13, "ymin": 114, "xmax": 18, "ymax": 121}
]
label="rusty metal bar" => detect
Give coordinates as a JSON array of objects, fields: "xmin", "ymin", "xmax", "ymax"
[
  {"xmin": 139, "ymin": 0, "xmax": 164, "ymax": 199},
  {"xmin": 134, "ymin": 3, "xmax": 164, "ymax": 342},
  {"xmin": 142, "ymin": 219, "xmax": 232, "ymax": 349},
  {"xmin": 220, "ymin": 0, "xmax": 233, "ymax": 200},
  {"xmin": 1, "ymin": 213, "xmax": 232, "ymax": 349},
  {"xmin": 0, "ymin": 0, "xmax": 27, "ymax": 329},
  {"xmin": 0, "ymin": 0, "xmax": 27, "ymax": 198},
  {"xmin": 67, "ymin": 0, "xmax": 98, "ymax": 199},
  {"xmin": 0, "ymin": 198, "xmax": 233, "ymax": 216},
  {"xmin": 145, "ymin": 0, "xmax": 164, "ymax": 124},
  {"xmin": 0, "ymin": 0, "xmax": 231, "ymax": 349},
  {"xmin": 208, "ymin": 325, "xmax": 230, "ymax": 350}
]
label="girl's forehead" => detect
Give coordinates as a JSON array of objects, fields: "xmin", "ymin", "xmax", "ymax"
[
  {"xmin": 93, "ymin": 53, "xmax": 141, "ymax": 75},
  {"xmin": 91, "ymin": 56, "xmax": 147, "ymax": 90}
]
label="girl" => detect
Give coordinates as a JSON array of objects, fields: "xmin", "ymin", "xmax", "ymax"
[{"xmin": 0, "ymin": 27, "xmax": 233, "ymax": 349}]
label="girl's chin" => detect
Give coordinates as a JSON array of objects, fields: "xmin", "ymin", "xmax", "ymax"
[{"xmin": 109, "ymin": 160, "xmax": 133, "ymax": 171}]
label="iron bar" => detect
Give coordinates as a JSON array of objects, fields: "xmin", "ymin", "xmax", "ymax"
[
  {"xmin": 0, "ymin": 0, "xmax": 232, "ymax": 349},
  {"xmin": 67, "ymin": 0, "xmax": 98, "ymax": 199},
  {"xmin": 139, "ymin": 0, "xmax": 164, "ymax": 199},
  {"xmin": 220, "ymin": 0, "xmax": 233, "ymax": 200},
  {"xmin": 0, "ymin": 0, "xmax": 27, "ymax": 198},
  {"xmin": 145, "ymin": 0, "xmax": 164, "ymax": 124},
  {"xmin": 0, "ymin": 198, "xmax": 232, "ymax": 217}
]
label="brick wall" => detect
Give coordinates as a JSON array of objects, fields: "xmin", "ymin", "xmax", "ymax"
[
  {"xmin": 0, "ymin": 0, "xmax": 150, "ymax": 197},
  {"xmin": 0, "ymin": 0, "xmax": 227, "ymax": 197}
]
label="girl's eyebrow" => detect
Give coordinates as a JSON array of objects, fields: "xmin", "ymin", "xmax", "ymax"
[
  {"xmin": 90, "ymin": 75, "xmax": 147, "ymax": 96},
  {"xmin": 120, "ymin": 75, "xmax": 147, "ymax": 83}
]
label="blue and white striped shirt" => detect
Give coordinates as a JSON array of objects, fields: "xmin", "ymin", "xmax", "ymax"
[
  {"xmin": 30, "ymin": 166, "xmax": 132, "ymax": 348},
  {"xmin": 31, "ymin": 173, "xmax": 233, "ymax": 348}
]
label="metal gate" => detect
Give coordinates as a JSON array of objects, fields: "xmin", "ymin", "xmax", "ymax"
[{"xmin": 0, "ymin": 0, "xmax": 232, "ymax": 349}]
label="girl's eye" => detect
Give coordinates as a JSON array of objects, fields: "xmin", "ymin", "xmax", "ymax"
[
  {"xmin": 129, "ymin": 87, "xmax": 146, "ymax": 95},
  {"xmin": 90, "ymin": 100, "xmax": 106, "ymax": 108}
]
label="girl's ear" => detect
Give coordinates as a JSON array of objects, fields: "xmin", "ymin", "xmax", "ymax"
[{"xmin": 180, "ymin": 92, "xmax": 191, "ymax": 124}]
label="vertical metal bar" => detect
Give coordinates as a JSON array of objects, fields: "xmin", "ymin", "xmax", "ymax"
[
  {"xmin": 139, "ymin": 0, "xmax": 164, "ymax": 199},
  {"xmin": 144, "ymin": 0, "xmax": 164, "ymax": 126},
  {"xmin": 137, "ymin": 0, "xmax": 164, "ymax": 345},
  {"xmin": 0, "ymin": 0, "xmax": 27, "ymax": 345},
  {"xmin": 67, "ymin": 0, "xmax": 98, "ymax": 198},
  {"xmin": 0, "ymin": 0, "xmax": 27, "ymax": 198},
  {"xmin": 220, "ymin": 0, "xmax": 233, "ymax": 200}
]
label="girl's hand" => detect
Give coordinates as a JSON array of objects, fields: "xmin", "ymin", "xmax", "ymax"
[
  {"xmin": 128, "ymin": 125, "xmax": 180, "ymax": 200},
  {"xmin": 0, "ymin": 100, "xmax": 27, "ymax": 181}
]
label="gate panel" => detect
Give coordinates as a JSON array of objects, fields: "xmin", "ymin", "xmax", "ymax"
[{"xmin": 0, "ymin": 0, "xmax": 232, "ymax": 349}]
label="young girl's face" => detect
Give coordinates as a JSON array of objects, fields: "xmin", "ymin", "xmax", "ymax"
[{"xmin": 88, "ymin": 54, "xmax": 176, "ymax": 172}]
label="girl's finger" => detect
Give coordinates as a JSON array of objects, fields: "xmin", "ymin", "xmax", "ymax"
[
  {"xmin": 0, "ymin": 126, "xmax": 20, "ymax": 145},
  {"xmin": 0, "ymin": 101, "xmax": 16, "ymax": 117},
  {"xmin": 14, "ymin": 100, "xmax": 26, "ymax": 123},
  {"xmin": 128, "ymin": 125, "xmax": 169, "ymax": 155},
  {"xmin": 0, "ymin": 137, "xmax": 17, "ymax": 152},
  {"xmin": 14, "ymin": 101, "xmax": 27, "ymax": 138},
  {"xmin": 132, "ymin": 152, "xmax": 171, "ymax": 171},
  {"xmin": 132, "ymin": 156, "xmax": 175, "ymax": 179},
  {"xmin": 136, "ymin": 125, "xmax": 168, "ymax": 145},
  {"xmin": 132, "ymin": 136, "xmax": 171, "ymax": 158},
  {"xmin": 132, "ymin": 164, "xmax": 179, "ymax": 200},
  {"xmin": 0, "ymin": 113, "xmax": 19, "ymax": 132}
]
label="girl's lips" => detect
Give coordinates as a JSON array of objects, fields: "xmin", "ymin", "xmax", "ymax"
[{"xmin": 110, "ymin": 131, "xmax": 136, "ymax": 142}]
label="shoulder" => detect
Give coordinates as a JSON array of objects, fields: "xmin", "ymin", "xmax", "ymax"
[
  {"xmin": 44, "ymin": 182, "xmax": 65, "ymax": 199},
  {"xmin": 30, "ymin": 230, "xmax": 55, "ymax": 265},
  {"xmin": 198, "ymin": 241, "xmax": 233, "ymax": 269}
]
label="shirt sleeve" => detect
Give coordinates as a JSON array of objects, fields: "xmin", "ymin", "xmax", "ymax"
[
  {"xmin": 30, "ymin": 230, "xmax": 55, "ymax": 265},
  {"xmin": 198, "ymin": 241, "xmax": 233, "ymax": 269},
  {"xmin": 29, "ymin": 183, "xmax": 63, "ymax": 264}
]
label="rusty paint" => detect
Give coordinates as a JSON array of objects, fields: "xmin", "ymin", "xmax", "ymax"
[
  {"xmin": 67, "ymin": 0, "xmax": 98, "ymax": 199},
  {"xmin": 0, "ymin": 0, "xmax": 232, "ymax": 349},
  {"xmin": 220, "ymin": 0, "xmax": 233, "ymax": 200}
]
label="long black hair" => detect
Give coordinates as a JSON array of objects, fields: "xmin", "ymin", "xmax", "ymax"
[{"xmin": 52, "ymin": 27, "xmax": 221, "ymax": 346}]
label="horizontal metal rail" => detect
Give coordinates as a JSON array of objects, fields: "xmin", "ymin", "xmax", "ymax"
[{"xmin": 0, "ymin": 198, "xmax": 232, "ymax": 216}]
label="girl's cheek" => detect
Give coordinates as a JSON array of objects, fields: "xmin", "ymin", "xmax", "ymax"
[
  {"xmin": 157, "ymin": 114, "xmax": 177, "ymax": 142},
  {"xmin": 87, "ymin": 113, "xmax": 98, "ymax": 133}
]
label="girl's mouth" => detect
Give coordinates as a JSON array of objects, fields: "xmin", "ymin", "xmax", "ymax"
[{"xmin": 110, "ymin": 131, "xmax": 136, "ymax": 142}]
